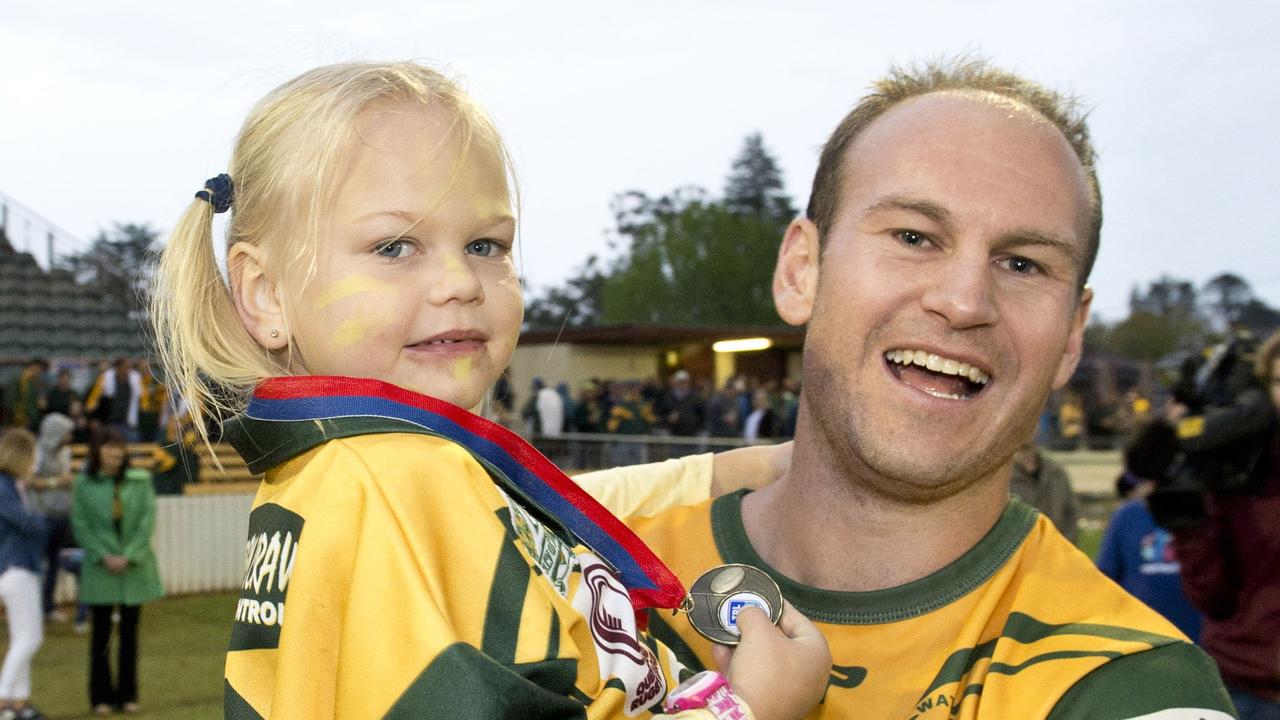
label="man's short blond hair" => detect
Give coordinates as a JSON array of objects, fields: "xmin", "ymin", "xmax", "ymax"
[{"xmin": 805, "ymin": 57, "xmax": 1102, "ymax": 287}]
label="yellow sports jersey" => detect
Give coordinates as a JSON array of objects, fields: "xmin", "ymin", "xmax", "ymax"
[
  {"xmin": 222, "ymin": 377, "xmax": 746, "ymax": 720},
  {"xmin": 630, "ymin": 492, "xmax": 1237, "ymax": 720}
]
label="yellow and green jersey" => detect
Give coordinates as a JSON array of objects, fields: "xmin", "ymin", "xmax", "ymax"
[
  {"xmin": 630, "ymin": 491, "xmax": 1236, "ymax": 720},
  {"xmin": 222, "ymin": 377, "xmax": 722, "ymax": 720}
]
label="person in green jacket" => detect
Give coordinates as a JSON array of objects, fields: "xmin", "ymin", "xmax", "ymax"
[{"xmin": 70, "ymin": 430, "xmax": 163, "ymax": 716}]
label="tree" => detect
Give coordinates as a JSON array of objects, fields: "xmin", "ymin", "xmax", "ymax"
[
  {"xmin": 523, "ymin": 255, "xmax": 607, "ymax": 330},
  {"xmin": 526, "ymin": 133, "xmax": 797, "ymax": 327},
  {"xmin": 598, "ymin": 188, "xmax": 782, "ymax": 325},
  {"xmin": 723, "ymin": 132, "xmax": 796, "ymax": 226},
  {"xmin": 57, "ymin": 222, "xmax": 160, "ymax": 318},
  {"xmin": 1086, "ymin": 276, "xmax": 1210, "ymax": 362},
  {"xmin": 1202, "ymin": 273, "xmax": 1253, "ymax": 330}
]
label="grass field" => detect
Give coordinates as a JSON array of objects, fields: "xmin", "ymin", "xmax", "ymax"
[{"xmin": 24, "ymin": 593, "xmax": 234, "ymax": 720}]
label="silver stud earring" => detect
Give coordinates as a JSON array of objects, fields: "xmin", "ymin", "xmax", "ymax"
[{"xmin": 270, "ymin": 329, "xmax": 280, "ymax": 338}]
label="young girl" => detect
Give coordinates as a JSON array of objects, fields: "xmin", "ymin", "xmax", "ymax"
[{"xmin": 150, "ymin": 62, "xmax": 829, "ymax": 720}]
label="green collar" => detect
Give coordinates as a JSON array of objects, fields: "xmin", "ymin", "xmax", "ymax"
[{"xmin": 709, "ymin": 491, "xmax": 1037, "ymax": 624}]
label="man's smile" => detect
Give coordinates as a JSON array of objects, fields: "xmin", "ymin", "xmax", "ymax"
[{"xmin": 884, "ymin": 348, "xmax": 992, "ymax": 400}]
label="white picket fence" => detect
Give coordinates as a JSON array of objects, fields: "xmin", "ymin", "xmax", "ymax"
[{"xmin": 153, "ymin": 493, "xmax": 254, "ymax": 594}]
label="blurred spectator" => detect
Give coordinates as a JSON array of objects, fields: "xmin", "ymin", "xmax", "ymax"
[
  {"xmin": 659, "ymin": 370, "xmax": 705, "ymax": 437},
  {"xmin": 743, "ymin": 388, "xmax": 782, "ymax": 441},
  {"xmin": 706, "ymin": 381, "xmax": 742, "ymax": 438},
  {"xmin": 71, "ymin": 431, "xmax": 164, "ymax": 715},
  {"xmin": 1096, "ymin": 437, "xmax": 1203, "ymax": 641},
  {"xmin": 556, "ymin": 382, "xmax": 576, "ymax": 433},
  {"xmin": 573, "ymin": 384, "xmax": 605, "ymax": 434},
  {"xmin": 136, "ymin": 361, "xmax": 166, "ymax": 444},
  {"xmin": 521, "ymin": 378, "xmax": 544, "ymax": 435},
  {"xmin": 150, "ymin": 395, "xmax": 200, "ymax": 496},
  {"xmin": 43, "ymin": 370, "xmax": 75, "ymax": 419},
  {"xmin": 1009, "ymin": 442, "xmax": 1080, "ymax": 542},
  {"xmin": 4, "ymin": 361, "xmax": 48, "ymax": 434},
  {"xmin": 85, "ymin": 359, "xmax": 142, "ymax": 442},
  {"xmin": 607, "ymin": 381, "xmax": 655, "ymax": 466},
  {"xmin": 780, "ymin": 379, "xmax": 801, "ymax": 437},
  {"xmin": 1168, "ymin": 330, "xmax": 1280, "ymax": 718},
  {"xmin": 1057, "ymin": 391, "xmax": 1085, "ymax": 448},
  {"xmin": 535, "ymin": 379, "xmax": 564, "ymax": 439},
  {"xmin": 30, "ymin": 413, "xmax": 75, "ymax": 621},
  {"xmin": 489, "ymin": 369, "xmax": 516, "ymax": 428},
  {"xmin": 0, "ymin": 428, "xmax": 49, "ymax": 720}
]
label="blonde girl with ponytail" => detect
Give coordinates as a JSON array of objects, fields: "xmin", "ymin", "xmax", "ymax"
[{"xmin": 151, "ymin": 61, "xmax": 828, "ymax": 720}]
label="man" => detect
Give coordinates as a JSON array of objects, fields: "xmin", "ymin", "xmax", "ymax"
[
  {"xmin": 5, "ymin": 359, "xmax": 47, "ymax": 432},
  {"xmin": 587, "ymin": 58, "xmax": 1234, "ymax": 718},
  {"xmin": 1009, "ymin": 441, "xmax": 1081, "ymax": 542},
  {"xmin": 661, "ymin": 370, "xmax": 707, "ymax": 437}
]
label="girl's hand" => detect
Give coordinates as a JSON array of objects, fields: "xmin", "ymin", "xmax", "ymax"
[
  {"xmin": 710, "ymin": 599, "xmax": 831, "ymax": 720},
  {"xmin": 103, "ymin": 555, "xmax": 129, "ymax": 574}
]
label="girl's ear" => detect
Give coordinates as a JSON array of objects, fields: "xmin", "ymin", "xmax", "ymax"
[{"xmin": 228, "ymin": 242, "xmax": 289, "ymax": 350}]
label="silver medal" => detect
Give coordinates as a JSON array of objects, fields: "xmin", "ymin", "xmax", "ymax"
[{"xmin": 685, "ymin": 563, "xmax": 783, "ymax": 646}]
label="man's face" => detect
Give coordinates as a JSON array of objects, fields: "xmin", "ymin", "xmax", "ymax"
[{"xmin": 788, "ymin": 92, "xmax": 1092, "ymax": 502}]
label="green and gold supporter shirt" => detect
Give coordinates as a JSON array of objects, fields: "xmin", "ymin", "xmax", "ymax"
[
  {"xmin": 629, "ymin": 491, "xmax": 1237, "ymax": 720},
  {"xmin": 222, "ymin": 378, "xmax": 731, "ymax": 720}
]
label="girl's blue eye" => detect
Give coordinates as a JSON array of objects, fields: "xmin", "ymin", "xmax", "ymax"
[
  {"xmin": 467, "ymin": 239, "xmax": 498, "ymax": 257},
  {"xmin": 376, "ymin": 239, "xmax": 412, "ymax": 259}
]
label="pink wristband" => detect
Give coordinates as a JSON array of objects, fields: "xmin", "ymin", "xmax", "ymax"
[{"xmin": 664, "ymin": 671, "xmax": 751, "ymax": 719}]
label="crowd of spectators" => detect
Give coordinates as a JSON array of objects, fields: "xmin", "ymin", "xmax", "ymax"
[
  {"xmin": 502, "ymin": 370, "xmax": 801, "ymax": 442},
  {"xmin": 0, "ymin": 357, "xmax": 169, "ymax": 717}
]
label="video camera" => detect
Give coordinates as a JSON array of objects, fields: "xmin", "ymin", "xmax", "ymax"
[{"xmin": 1146, "ymin": 331, "xmax": 1275, "ymax": 529}]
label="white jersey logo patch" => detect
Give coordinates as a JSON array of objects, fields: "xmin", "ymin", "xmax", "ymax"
[{"xmin": 572, "ymin": 553, "xmax": 667, "ymax": 716}]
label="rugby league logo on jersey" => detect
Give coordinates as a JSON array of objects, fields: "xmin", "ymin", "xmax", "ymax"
[
  {"xmin": 572, "ymin": 555, "xmax": 667, "ymax": 715},
  {"xmin": 229, "ymin": 503, "xmax": 302, "ymax": 651}
]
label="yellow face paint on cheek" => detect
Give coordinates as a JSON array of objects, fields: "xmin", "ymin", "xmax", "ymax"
[
  {"xmin": 313, "ymin": 275, "xmax": 384, "ymax": 311},
  {"xmin": 453, "ymin": 357, "xmax": 473, "ymax": 386},
  {"xmin": 332, "ymin": 318, "xmax": 367, "ymax": 347}
]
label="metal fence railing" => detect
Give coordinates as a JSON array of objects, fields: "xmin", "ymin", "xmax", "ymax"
[{"xmin": 523, "ymin": 432, "xmax": 783, "ymax": 474}]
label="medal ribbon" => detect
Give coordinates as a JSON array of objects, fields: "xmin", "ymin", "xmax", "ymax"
[{"xmin": 245, "ymin": 375, "xmax": 688, "ymax": 613}]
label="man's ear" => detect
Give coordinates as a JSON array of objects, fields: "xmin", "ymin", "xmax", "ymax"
[
  {"xmin": 773, "ymin": 217, "xmax": 821, "ymax": 326},
  {"xmin": 227, "ymin": 242, "xmax": 289, "ymax": 351},
  {"xmin": 1053, "ymin": 285, "xmax": 1093, "ymax": 389}
]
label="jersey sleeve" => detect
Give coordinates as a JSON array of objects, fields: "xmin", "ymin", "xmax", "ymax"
[
  {"xmin": 573, "ymin": 453, "xmax": 713, "ymax": 518},
  {"xmin": 1045, "ymin": 642, "xmax": 1237, "ymax": 720}
]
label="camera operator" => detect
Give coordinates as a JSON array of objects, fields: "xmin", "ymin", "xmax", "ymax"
[{"xmin": 1157, "ymin": 329, "xmax": 1280, "ymax": 719}]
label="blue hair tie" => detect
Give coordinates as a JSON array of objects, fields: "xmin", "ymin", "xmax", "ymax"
[{"xmin": 195, "ymin": 173, "xmax": 234, "ymax": 214}]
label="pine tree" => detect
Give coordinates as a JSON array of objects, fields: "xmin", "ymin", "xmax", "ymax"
[{"xmin": 723, "ymin": 132, "xmax": 796, "ymax": 226}]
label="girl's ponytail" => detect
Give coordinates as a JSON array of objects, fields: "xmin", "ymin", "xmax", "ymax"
[{"xmin": 149, "ymin": 187, "xmax": 278, "ymax": 457}]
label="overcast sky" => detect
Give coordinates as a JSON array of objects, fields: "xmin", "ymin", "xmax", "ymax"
[{"xmin": 2, "ymin": 0, "xmax": 1277, "ymax": 323}]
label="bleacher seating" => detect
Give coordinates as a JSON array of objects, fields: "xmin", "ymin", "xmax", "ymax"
[
  {"xmin": 0, "ymin": 243, "xmax": 146, "ymax": 362},
  {"xmin": 68, "ymin": 442, "xmax": 261, "ymax": 494}
]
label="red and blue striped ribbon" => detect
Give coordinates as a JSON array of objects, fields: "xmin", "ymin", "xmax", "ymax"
[{"xmin": 244, "ymin": 375, "xmax": 688, "ymax": 613}]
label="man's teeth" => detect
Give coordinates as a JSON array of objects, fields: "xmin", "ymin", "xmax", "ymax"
[
  {"xmin": 430, "ymin": 339, "xmax": 462, "ymax": 344},
  {"xmin": 884, "ymin": 349, "xmax": 990, "ymax": 385}
]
